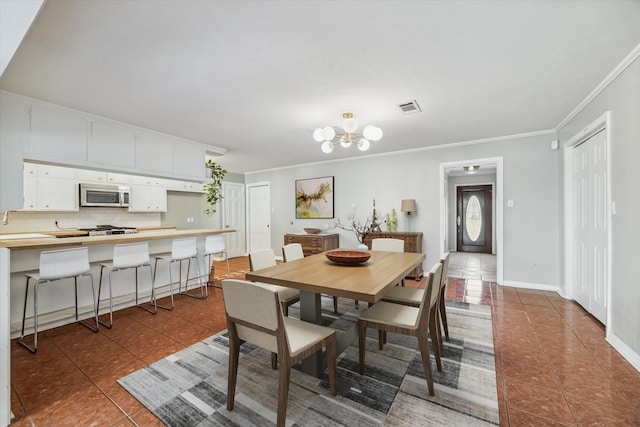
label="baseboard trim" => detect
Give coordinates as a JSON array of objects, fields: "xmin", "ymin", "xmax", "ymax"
[
  {"xmin": 499, "ymin": 280, "xmax": 561, "ymax": 294},
  {"xmin": 606, "ymin": 332, "xmax": 640, "ymax": 373}
]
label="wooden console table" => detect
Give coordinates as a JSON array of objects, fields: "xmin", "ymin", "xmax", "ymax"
[
  {"xmin": 283, "ymin": 233, "xmax": 339, "ymax": 256},
  {"xmin": 363, "ymin": 231, "xmax": 424, "ymax": 279}
]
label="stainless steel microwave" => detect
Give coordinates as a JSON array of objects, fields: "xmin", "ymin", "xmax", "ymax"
[{"xmin": 80, "ymin": 183, "xmax": 130, "ymax": 207}]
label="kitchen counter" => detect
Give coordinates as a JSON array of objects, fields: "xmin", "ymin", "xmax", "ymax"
[
  {"xmin": 0, "ymin": 228, "xmax": 231, "ymax": 250},
  {"xmin": 0, "ymin": 227, "xmax": 235, "ymax": 426}
]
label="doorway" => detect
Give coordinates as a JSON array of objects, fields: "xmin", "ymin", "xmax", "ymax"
[
  {"xmin": 456, "ymin": 185, "xmax": 492, "ymax": 253},
  {"xmin": 564, "ymin": 112, "xmax": 611, "ymax": 326},
  {"xmin": 246, "ymin": 182, "xmax": 271, "ymax": 253}
]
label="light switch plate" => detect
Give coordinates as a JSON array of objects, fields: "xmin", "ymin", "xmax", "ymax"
[{"xmin": 507, "ymin": 199, "xmax": 514, "ymax": 208}]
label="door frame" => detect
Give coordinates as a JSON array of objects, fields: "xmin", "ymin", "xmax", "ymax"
[
  {"xmin": 439, "ymin": 157, "xmax": 503, "ymax": 284},
  {"xmin": 563, "ymin": 111, "xmax": 612, "ymax": 332},
  {"xmin": 245, "ymin": 181, "xmax": 271, "ymax": 254}
]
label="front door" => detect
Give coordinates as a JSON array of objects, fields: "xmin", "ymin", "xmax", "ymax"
[{"xmin": 457, "ymin": 185, "xmax": 492, "ymax": 253}]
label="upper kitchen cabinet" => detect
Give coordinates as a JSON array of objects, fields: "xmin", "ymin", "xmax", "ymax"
[
  {"xmin": 173, "ymin": 141, "xmax": 205, "ymax": 180},
  {"xmin": 23, "ymin": 163, "xmax": 78, "ymax": 211},
  {"xmin": 29, "ymin": 106, "xmax": 88, "ymax": 162},
  {"xmin": 89, "ymin": 122, "xmax": 136, "ymax": 168},
  {"xmin": 136, "ymin": 131, "xmax": 173, "ymax": 174}
]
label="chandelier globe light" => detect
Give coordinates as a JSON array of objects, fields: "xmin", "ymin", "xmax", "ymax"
[{"xmin": 313, "ymin": 112, "xmax": 383, "ymax": 153}]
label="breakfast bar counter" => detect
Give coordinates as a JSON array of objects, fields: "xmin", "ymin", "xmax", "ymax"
[{"xmin": 0, "ymin": 227, "xmax": 234, "ymax": 426}]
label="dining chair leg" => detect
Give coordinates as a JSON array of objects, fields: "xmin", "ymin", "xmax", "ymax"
[
  {"xmin": 326, "ymin": 337, "xmax": 338, "ymax": 396},
  {"xmin": 439, "ymin": 288, "xmax": 450, "ymax": 340},
  {"xmin": 332, "ymin": 296, "xmax": 338, "ymax": 313},
  {"xmin": 271, "ymin": 352, "xmax": 278, "ymax": 370},
  {"xmin": 378, "ymin": 330, "xmax": 385, "ymax": 350},
  {"xmin": 277, "ymin": 361, "xmax": 291, "ymax": 427},
  {"xmin": 429, "ymin": 312, "xmax": 442, "ymax": 372},
  {"xmin": 358, "ymin": 321, "xmax": 367, "ymax": 375},
  {"xmin": 227, "ymin": 326, "xmax": 240, "ymax": 411},
  {"xmin": 417, "ymin": 333, "xmax": 435, "ymax": 396}
]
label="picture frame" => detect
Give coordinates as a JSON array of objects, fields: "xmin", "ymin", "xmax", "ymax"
[{"xmin": 295, "ymin": 176, "xmax": 334, "ymax": 219}]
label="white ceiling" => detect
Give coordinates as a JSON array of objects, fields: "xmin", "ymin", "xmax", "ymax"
[{"xmin": 2, "ymin": 1, "xmax": 640, "ymax": 174}]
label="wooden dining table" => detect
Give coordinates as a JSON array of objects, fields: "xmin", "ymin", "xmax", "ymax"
[{"xmin": 244, "ymin": 250, "xmax": 426, "ymax": 377}]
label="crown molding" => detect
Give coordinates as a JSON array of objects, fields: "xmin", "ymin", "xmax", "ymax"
[{"xmin": 556, "ymin": 42, "xmax": 640, "ymax": 131}]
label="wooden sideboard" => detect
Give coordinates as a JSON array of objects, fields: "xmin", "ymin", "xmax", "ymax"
[
  {"xmin": 363, "ymin": 231, "xmax": 424, "ymax": 279},
  {"xmin": 283, "ymin": 233, "xmax": 339, "ymax": 256}
]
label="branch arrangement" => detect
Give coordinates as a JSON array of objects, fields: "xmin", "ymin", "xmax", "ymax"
[{"xmin": 334, "ymin": 200, "xmax": 383, "ymax": 244}]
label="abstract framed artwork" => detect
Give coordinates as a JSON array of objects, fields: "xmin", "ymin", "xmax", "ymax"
[{"xmin": 295, "ymin": 176, "xmax": 334, "ymax": 219}]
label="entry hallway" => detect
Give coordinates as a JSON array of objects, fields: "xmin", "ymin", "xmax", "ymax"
[{"xmin": 9, "ymin": 255, "xmax": 640, "ymax": 425}]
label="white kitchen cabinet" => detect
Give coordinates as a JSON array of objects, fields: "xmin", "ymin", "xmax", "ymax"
[
  {"xmin": 29, "ymin": 106, "xmax": 88, "ymax": 162},
  {"xmin": 23, "ymin": 163, "xmax": 77, "ymax": 211},
  {"xmin": 164, "ymin": 178, "xmax": 203, "ymax": 193},
  {"xmin": 129, "ymin": 185, "xmax": 167, "ymax": 212},
  {"xmin": 106, "ymin": 172, "xmax": 130, "ymax": 184},
  {"xmin": 89, "ymin": 121, "xmax": 136, "ymax": 168},
  {"xmin": 136, "ymin": 131, "xmax": 173, "ymax": 174},
  {"xmin": 173, "ymin": 141, "xmax": 205, "ymax": 180},
  {"xmin": 77, "ymin": 169, "xmax": 107, "ymax": 183}
]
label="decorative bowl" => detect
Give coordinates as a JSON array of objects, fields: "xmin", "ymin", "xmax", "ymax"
[
  {"xmin": 304, "ymin": 228, "xmax": 322, "ymax": 234},
  {"xmin": 325, "ymin": 249, "xmax": 371, "ymax": 265}
]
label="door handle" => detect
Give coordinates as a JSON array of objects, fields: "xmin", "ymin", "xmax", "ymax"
[{"xmin": 456, "ymin": 216, "xmax": 461, "ymax": 227}]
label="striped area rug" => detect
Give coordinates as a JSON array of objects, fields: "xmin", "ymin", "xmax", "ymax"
[{"xmin": 118, "ymin": 298, "xmax": 498, "ymax": 426}]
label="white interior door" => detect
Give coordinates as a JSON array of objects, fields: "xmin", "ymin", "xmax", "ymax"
[
  {"xmin": 222, "ymin": 182, "xmax": 245, "ymax": 258},
  {"xmin": 247, "ymin": 183, "xmax": 271, "ymax": 253},
  {"xmin": 572, "ymin": 129, "xmax": 608, "ymax": 323}
]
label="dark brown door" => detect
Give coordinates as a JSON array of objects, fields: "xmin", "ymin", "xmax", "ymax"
[{"xmin": 456, "ymin": 185, "xmax": 492, "ymax": 253}]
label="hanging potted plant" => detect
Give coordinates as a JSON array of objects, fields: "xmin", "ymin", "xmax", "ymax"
[{"xmin": 203, "ymin": 160, "xmax": 227, "ymax": 215}]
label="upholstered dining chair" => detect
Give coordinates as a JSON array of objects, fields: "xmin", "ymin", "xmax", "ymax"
[
  {"xmin": 248, "ymin": 249, "xmax": 300, "ymax": 317},
  {"xmin": 381, "ymin": 253, "xmax": 451, "ymax": 355},
  {"xmin": 223, "ymin": 279, "xmax": 337, "ymax": 427},
  {"xmin": 354, "ymin": 237, "xmax": 407, "ymax": 308},
  {"xmin": 282, "ymin": 243, "xmax": 338, "ymax": 314},
  {"xmin": 358, "ymin": 262, "xmax": 442, "ymax": 396}
]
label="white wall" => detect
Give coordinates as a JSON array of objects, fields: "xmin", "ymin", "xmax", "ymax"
[
  {"xmin": 557, "ymin": 56, "xmax": 640, "ymax": 364},
  {"xmin": 246, "ymin": 132, "xmax": 561, "ymax": 288}
]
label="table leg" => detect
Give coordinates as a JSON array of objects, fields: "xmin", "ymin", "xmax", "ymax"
[{"xmin": 299, "ymin": 290, "xmax": 323, "ymax": 377}]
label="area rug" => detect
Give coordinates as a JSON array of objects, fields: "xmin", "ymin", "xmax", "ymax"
[{"xmin": 118, "ymin": 298, "xmax": 499, "ymax": 426}]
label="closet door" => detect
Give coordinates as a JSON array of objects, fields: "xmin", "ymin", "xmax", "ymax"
[{"xmin": 572, "ymin": 129, "xmax": 607, "ymax": 323}]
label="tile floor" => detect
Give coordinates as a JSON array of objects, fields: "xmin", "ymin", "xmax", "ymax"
[{"xmin": 9, "ymin": 253, "xmax": 640, "ymax": 426}]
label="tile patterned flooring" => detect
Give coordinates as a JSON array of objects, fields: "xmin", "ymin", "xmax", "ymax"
[{"xmin": 9, "ymin": 254, "xmax": 640, "ymax": 426}]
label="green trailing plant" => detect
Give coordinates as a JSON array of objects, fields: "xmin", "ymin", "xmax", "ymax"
[{"xmin": 203, "ymin": 160, "xmax": 227, "ymax": 215}]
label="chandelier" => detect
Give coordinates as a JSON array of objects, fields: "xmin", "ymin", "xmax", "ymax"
[{"xmin": 312, "ymin": 112, "xmax": 383, "ymax": 153}]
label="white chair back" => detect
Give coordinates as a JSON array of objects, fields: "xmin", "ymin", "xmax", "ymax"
[
  {"xmin": 282, "ymin": 243, "xmax": 304, "ymax": 262},
  {"xmin": 205, "ymin": 234, "xmax": 226, "ymax": 255},
  {"xmin": 249, "ymin": 248, "xmax": 277, "ymax": 271},
  {"xmin": 39, "ymin": 247, "xmax": 90, "ymax": 280},
  {"xmin": 171, "ymin": 237, "xmax": 198, "ymax": 260},
  {"xmin": 440, "ymin": 252, "xmax": 450, "ymax": 287},
  {"xmin": 223, "ymin": 279, "xmax": 280, "ymax": 353},
  {"xmin": 112, "ymin": 242, "xmax": 150, "ymax": 269},
  {"xmin": 416, "ymin": 263, "xmax": 442, "ymax": 328},
  {"xmin": 371, "ymin": 238, "xmax": 404, "ymax": 252}
]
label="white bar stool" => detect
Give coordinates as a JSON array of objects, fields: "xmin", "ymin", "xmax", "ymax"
[
  {"xmin": 19, "ymin": 246, "xmax": 99, "ymax": 353},
  {"xmin": 98, "ymin": 242, "xmax": 156, "ymax": 329},
  {"xmin": 200, "ymin": 234, "xmax": 230, "ymax": 288},
  {"xmin": 153, "ymin": 237, "xmax": 206, "ymax": 310}
]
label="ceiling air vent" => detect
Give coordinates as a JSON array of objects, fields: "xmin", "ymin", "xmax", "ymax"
[{"xmin": 397, "ymin": 100, "xmax": 422, "ymax": 114}]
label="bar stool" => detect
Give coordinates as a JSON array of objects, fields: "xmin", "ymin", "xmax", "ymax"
[
  {"xmin": 199, "ymin": 234, "xmax": 230, "ymax": 288},
  {"xmin": 153, "ymin": 237, "xmax": 206, "ymax": 310},
  {"xmin": 98, "ymin": 242, "xmax": 156, "ymax": 329},
  {"xmin": 19, "ymin": 246, "xmax": 99, "ymax": 353}
]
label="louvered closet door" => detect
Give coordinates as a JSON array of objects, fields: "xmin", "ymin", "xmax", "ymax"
[{"xmin": 572, "ymin": 129, "xmax": 607, "ymax": 324}]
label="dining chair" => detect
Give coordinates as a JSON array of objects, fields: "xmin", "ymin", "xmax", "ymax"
[
  {"xmin": 223, "ymin": 279, "xmax": 337, "ymax": 427},
  {"xmin": 199, "ymin": 234, "xmax": 230, "ymax": 288},
  {"xmin": 98, "ymin": 242, "xmax": 156, "ymax": 328},
  {"xmin": 282, "ymin": 243, "xmax": 338, "ymax": 313},
  {"xmin": 19, "ymin": 247, "xmax": 99, "ymax": 353},
  {"xmin": 371, "ymin": 238, "xmax": 405, "ymax": 286},
  {"xmin": 248, "ymin": 249, "xmax": 300, "ymax": 317},
  {"xmin": 381, "ymin": 253, "xmax": 451, "ymax": 354},
  {"xmin": 358, "ymin": 262, "xmax": 442, "ymax": 396}
]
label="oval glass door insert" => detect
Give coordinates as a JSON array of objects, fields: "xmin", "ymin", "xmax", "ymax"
[{"xmin": 466, "ymin": 195, "xmax": 482, "ymax": 241}]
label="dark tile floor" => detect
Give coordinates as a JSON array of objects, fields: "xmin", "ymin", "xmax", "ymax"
[{"xmin": 9, "ymin": 255, "xmax": 640, "ymax": 426}]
